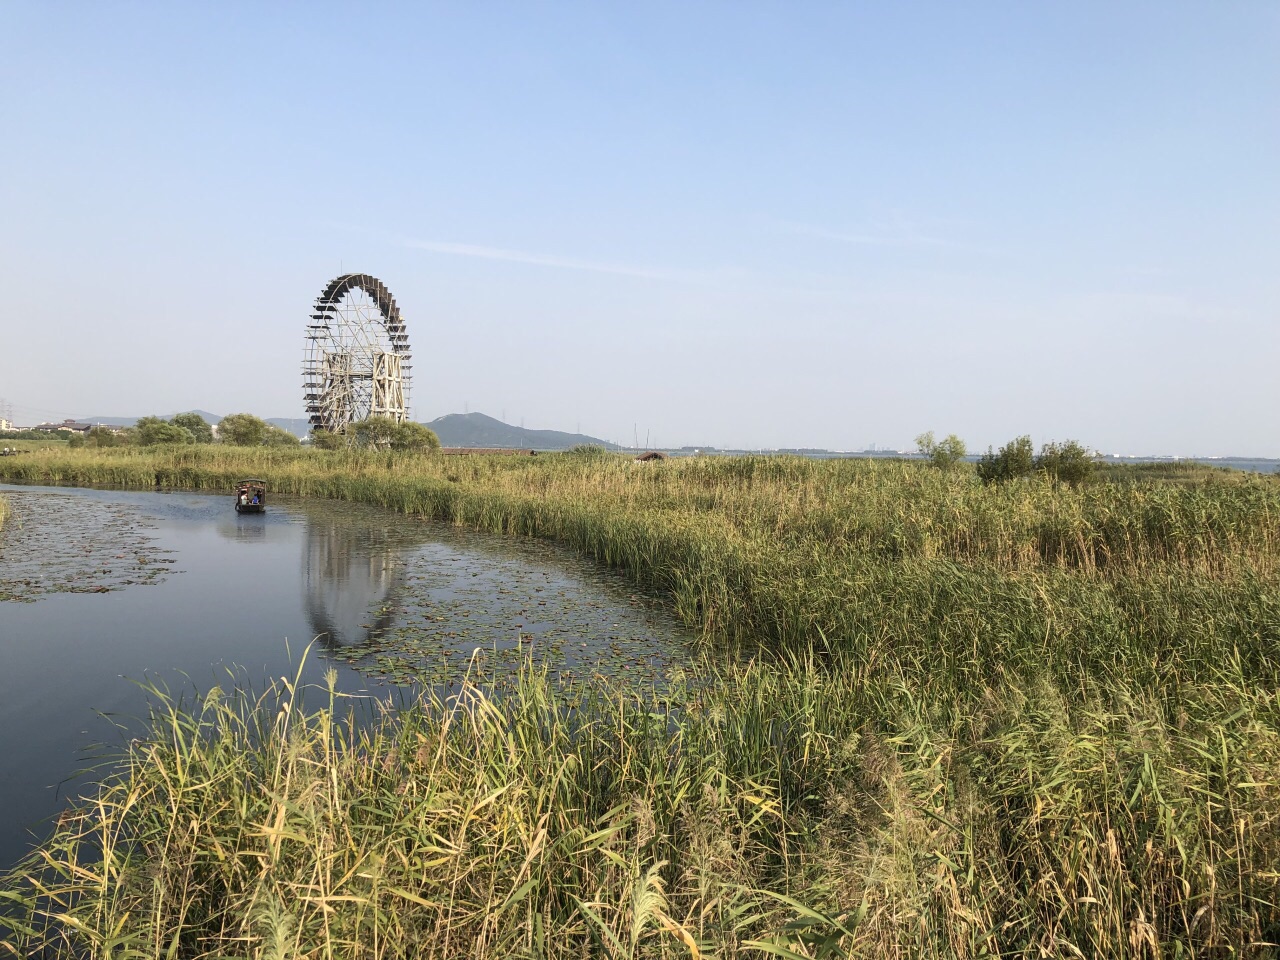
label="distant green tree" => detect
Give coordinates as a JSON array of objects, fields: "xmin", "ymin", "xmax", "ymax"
[
  {"xmin": 976, "ymin": 435, "xmax": 1035, "ymax": 484},
  {"xmin": 84, "ymin": 426, "xmax": 125, "ymax": 448},
  {"xmin": 136, "ymin": 417, "xmax": 194, "ymax": 446},
  {"xmin": 170, "ymin": 412, "xmax": 214, "ymax": 444},
  {"xmin": 143, "ymin": 423, "xmax": 194, "ymax": 446},
  {"xmin": 217, "ymin": 413, "xmax": 268, "ymax": 446},
  {"xmin": 309, "ymin": 428, "xmax": 346, "ymax": 451},
  {"xmin": 2, "ymin": 430, "xmax": 68, "ymax": 441},
  {"xmin": 391, "ymin": 421, "xmax": 440, "ymax": 451},
  {"xmin": 262, "ymin": 425, "xmax": 301, "ymax": 447},
  {"xmin": 915, "ymin": 431, "xmax": 968, "ymax": 471},
  {"xmin": 349, "ymin": 417, "xmax": 440, "ymax": 451},
  {"xmin": 67, "ymin": 432, "xmax": 85, "ymax": 448},
  {"xmin": 1035, "ymin": 440, "xmax": 1096, "ymax": 487},
  {"xmin": 350, "ymin": 416, "xmax": 399, "ymax": 449}
]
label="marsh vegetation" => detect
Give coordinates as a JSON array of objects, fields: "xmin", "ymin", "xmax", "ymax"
[{"xmin": 1, "ymin": 446, "xmax": 1278, "ymax": 956}]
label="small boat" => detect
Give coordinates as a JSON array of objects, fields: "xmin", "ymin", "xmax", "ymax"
[{"xmin": 234, "ymin": 479, "xmax": 266, "ymax": 514}]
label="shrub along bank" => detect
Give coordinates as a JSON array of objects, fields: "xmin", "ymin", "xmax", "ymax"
[{"xmin": 1, "ymin": 446, "xmax": 1278, "ymax": 957}]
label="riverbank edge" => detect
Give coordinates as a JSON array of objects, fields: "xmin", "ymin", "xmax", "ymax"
[
  {"xmin": 0, "ymin": 450, "xmax": 745, "ymax": 642},
  {"xmin": 4, "ymin": 446, "xmax": 1278, "ymax": 652}
]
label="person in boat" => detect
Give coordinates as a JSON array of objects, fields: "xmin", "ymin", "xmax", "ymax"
[{"xmin": 251, "ymin": 492, "xmax": 260, "ymax": 505}]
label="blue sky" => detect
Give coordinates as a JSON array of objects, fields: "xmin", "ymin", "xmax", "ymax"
[{"xmin": 2, "ymin": 3, "xmax": 1276, "ymax": 454}]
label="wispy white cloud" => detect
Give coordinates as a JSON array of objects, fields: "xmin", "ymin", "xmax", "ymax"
[
  {"xmin": 778, "ymin": 220, "xmax": 1003, "ymax": 256},
  {"xmin": 402, "ymin": 237, "xmax": 688, "ymax": 281}
]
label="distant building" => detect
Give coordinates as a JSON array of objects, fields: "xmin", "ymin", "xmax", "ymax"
[
  {"xmin": 0, "ymin": 418, "xmax": 13, "ymax": 432},
  {"xmin": 34, "ymin": 419, "xmax": 93, "ymax": 436}
]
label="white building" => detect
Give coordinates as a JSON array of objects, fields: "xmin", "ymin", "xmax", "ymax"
[{"xmin": 0, "ymin": 418, "xmax": 14, "ymax": 432}]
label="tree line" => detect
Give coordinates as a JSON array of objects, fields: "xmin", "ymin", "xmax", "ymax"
[
  {"xmin": 309, "ymin": 418, "xmax": 440, "ymax": 451},
  {"xmin": 68, "ymin": 413, "xmax": 441, "ymax": 451},
  {"xmin": 915, "ymin": 430, "xmax": 1096, "ymax": 485},
  {"xmin": 70, "ymin": 412, "xmax": 300, "ymax": 448}
]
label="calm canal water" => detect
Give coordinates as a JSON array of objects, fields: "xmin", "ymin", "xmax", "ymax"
[{"xmin": 0, "ymin": 483, "xmax": 691, "ymax": 869}]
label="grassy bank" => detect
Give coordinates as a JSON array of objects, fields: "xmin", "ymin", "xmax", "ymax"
[{"xmin": 2, "ymin": 447, "xmax": 1279, "ymax": 956}]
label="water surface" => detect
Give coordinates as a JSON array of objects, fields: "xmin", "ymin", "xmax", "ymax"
[{"xmin": 0, "ymin": 484, "xmax": 690, "ymax": 869}]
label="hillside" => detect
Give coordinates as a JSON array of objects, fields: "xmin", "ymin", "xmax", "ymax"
[{"xmin": 425, "ymin": 412, "xmax": 613, "ymax": 450}]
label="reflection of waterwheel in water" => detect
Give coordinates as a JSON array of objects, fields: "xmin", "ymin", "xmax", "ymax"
[
  {"xmin": 303, "ymin": 519, "xmax": 403, "ymax": 650},
  {"xmin": 303, "ymin": 274, "xmax": 413, "ymax": 433}
]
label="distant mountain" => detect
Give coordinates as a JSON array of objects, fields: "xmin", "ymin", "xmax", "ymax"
[{"xmin": 425, "ymin": 412, "xmax": 614, "ymax": 450}]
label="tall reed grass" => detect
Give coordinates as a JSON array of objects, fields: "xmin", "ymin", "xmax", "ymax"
[
  {"xmin": 5, "ymin": 650, "xmax": 1277, "ymax": 957},
  {"xmin": 2, "ymin": 447, "xmax": 1278, "ymax": 955}
]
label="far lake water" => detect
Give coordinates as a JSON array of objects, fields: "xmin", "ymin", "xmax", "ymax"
[{"xmin": 0, "ymin": 484, "xmax": 692, "ymax": 870}]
